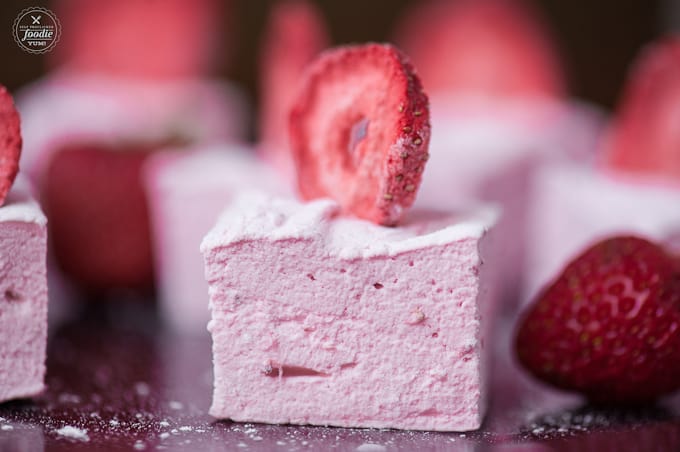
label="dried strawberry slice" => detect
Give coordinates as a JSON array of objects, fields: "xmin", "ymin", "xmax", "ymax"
[
  {"xmin": 289, "ymin": 43, "xmax": 430, "ymax": 226},
  {"xmin": 0, "ymin": 86, "xmax": 21, "ymax": 207}
]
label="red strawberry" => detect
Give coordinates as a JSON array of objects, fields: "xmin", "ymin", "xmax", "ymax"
[
  {"xmin": 515, "ymin": 236, "xmax": 680, "ymax": 404},
  {"xmin": 603, "ymin": 37, "xmax": 680, "ymax": 181},
  {"xmin": 394, "ymin": 0, "xmax": 564, "ymax": 99},
  {"xmin": 51, "ymin": 0, "xmax": 224, "ymax": 79},
  {"xmin": 0, "ymin": 86, "xmax": 21, "ymax": 207},
  {"xmin": 259, "ymin": 0, "xmax": 329, "ymax": 177},
  {"xmin": 289, "ymin": 43, "xmax": 431, "ymax": 226},
  {"xmin": 42, "ymin": 143, "xmax": 156, "ymax": 294}
]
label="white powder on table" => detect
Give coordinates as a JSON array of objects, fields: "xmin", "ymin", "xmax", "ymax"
[{"xmin": 55, "ymin": 425, "xmax": 89, "ymax": 441}]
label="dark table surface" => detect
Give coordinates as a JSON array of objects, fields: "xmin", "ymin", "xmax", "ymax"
[{"xmin": 2, "ymin": 301, "xmax": 680, "ymax": 452}]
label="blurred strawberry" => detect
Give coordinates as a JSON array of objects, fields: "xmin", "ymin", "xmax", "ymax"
[
  {"xmin": 42, "ymin": 143, "xmax": 158, "ymax": 294},
  {"xmin": 516, "ymin": 236, "xmax": 680, "ymax": 404},
  {"xmin": 394, "ymin": 0, "xmax": 565, "ymax": 99},
  {"xmin": 0, "ymin": 86, "xmax": 21, "ymax": 207},
  {"xmin": 259, "ymin": 0, "xmax": 329, "ymax": 176},
  {"xmin": 50, "ymin": 0, "xmax": 226, "ymax": 79},
  {"xmin": 603, "ymin": 37, "xmax": 680, "ymax": 181}
]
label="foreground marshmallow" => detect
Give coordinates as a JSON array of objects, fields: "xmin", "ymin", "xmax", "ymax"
[
  {"xmin": 202, "ymin": 194, "xmax": 498, "ymax": 431},
  {"xmin": 524, "ymin": 163, "xmax": 680, "ymax": 302},
  {"xmin": 417, "ymin": 98, "xmax": 605, "ymax": 304},
  {"xmin": 145, "ymin": 146, "xmax": 287, "ymax": 333},
  {"xmin": 0, "ymin": 182, "xmax": 48, "ymax": 402}
]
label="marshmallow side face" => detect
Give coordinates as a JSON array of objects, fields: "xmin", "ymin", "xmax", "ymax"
[
  {"xmin": 0, "ymin": 184, "xmax": 48, "ymax": 402},
  {"xmin": 202, "ymin": 194, "xmax": 498, "ymax": 431}
]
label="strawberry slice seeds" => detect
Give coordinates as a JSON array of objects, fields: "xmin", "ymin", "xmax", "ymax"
[
  {"xmin": 289, "ymin": 43, "xmax": 430, "ymax": 226},
  {"xmin": 515, "ymin": 236, "xmax": 680, "ymax": 404},
  {"xmin": 0, "ymin": 86, "xmax": 21, "ymax": 207}
]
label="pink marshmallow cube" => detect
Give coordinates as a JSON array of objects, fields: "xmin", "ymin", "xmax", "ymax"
[
  {"xmin": 202, "ymin": 193, "xmax": 498, "ymax": 431},
  {"xmin": 0, "ymin": 182, "xmax": 48, "ymax": 402}
]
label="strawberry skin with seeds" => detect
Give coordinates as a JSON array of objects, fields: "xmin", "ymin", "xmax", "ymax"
[
  {"xmin": 0, "ymin": 86, "xmax": 21, "ymax": 207},
  {"xmin": 515, "ymin": 236, "xmax": 680, "ymax": 404},
  {"xmin": 289, "ymin": 43, "xmax": 430, "ymax": 226}
]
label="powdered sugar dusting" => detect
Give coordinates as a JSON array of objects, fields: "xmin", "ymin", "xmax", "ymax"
[
  {"xmin": 0, "ymin": 178, "xmax": 47, "ymax": 225},
  {"xmin": 55, "ymin": 425, "xmax": 89, "ymax": 441},
  {"xmin": 202, "ymin": 192, "xmax": 498, "ymax": 260}
]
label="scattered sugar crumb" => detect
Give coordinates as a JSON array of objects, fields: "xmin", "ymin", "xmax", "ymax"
[
  {"xmin": 135, "ymin": 382, "xmax": 151, "ymax": 396},
  {"xmin": 168, "ymin": 401, "xmax": 183, "ymax": 410},
  {"xmin": 109, "ymin": 420, "xmax": 120, "ymax": 427},
  {"xmin": 159, "ymin": 421, "xmax": 170, "ymax": 427},
  {"xmin": 159, "ymin": 433, "xmax": 170, "ymax": 440},
  {"xmin": 1, "ymin": 425, "xmax": 13, "ymax": 431},
  {"xmin": 356, "ymin": 444, "xmax": 387, "ymax": 452},
  {"xmin": 58, "ymin": 393, "xmax": 81, "ymax": 404},
  {"xmin": 179, "ymin": 426, "xmax": 192, "ymax": 432},
  {"xmin": 136, "ymin": 413, "xmax": 144, "ymax": 419},
  {"xmin": 276, "ymin": 441, "xmax": 286, "ymax": 446},
  {"xmin": 237, "ymin": 442, "xmax": 248, "ymax": 448},
  {"xmin": 171, "ymin": 429, "xmax": 179, "ymax": 434},
  {"xmin": 134, "ymin": 440, "xmax": 146, "ymax": 450},
  {"xmin": 55, "ymin": 426, "xmax": 89, "ymax": 441},
  {"xmin": 251, "ymin": 436, "xmax": 263, "ymax": 441}
]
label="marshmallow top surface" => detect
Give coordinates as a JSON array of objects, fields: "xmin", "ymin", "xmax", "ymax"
[
  {"xmin": 0, "ymin": 179, "xmax": 46, "ymax": 226},
  {"xmin": 202, "ymin": 192, "xmax": 498, "ymax": 260}
]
